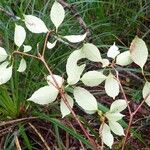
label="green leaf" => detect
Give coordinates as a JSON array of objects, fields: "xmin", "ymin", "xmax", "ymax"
[
  {"xmin": 36, "ymin": 113, "xmax": 93, "ymax": 149},
  {"xmin": 19, "ymin": 125, "xmax": 32, "ymax": 150}
]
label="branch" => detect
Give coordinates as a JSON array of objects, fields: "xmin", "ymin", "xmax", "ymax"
[
  {"xmin": 121, "ymin": 93, "xmax": 150, "ymax": 150},
  {"xmin": 0, "ymin": 7, "xmax": 17, "ymax": 19}
]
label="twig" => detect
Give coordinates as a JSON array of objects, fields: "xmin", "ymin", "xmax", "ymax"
[
  {"xmin": 29, "ymin": 123, "xmax": 51, "ymax": 150},
  {"xmin": 111, "ymin": 65, "xmax": 149, "ymax": 149},
  {"xmin": 39, "ymin": 57, "xmax": 98, "ymax": 149},
  {"xmin": 57, "ymin": 0, "xmax": 91, "ymax": 41},
  {"xmin": 12, "ymin": 44, "xmax": 97, "ymax": 149},
  {"xmin": 15, "ymin": 136, "xmax": 22, "ymax": 150},
  {"xmin": 113, "ymin": 66, "xmax": 132, "ymax": 115},
  {"xmin": 0, "ymin": 7, "xmax": 17, "ymax": 19},
  {"xmin": 42, "ymin": 30, "xmax": 53, "ymax": 57},
  {"xmin": 121, "ymin": 92, "xmax": 150, "ymax": 150},
  {"xmin": 116, "ymin": 66, "xmax": 144, "ymax": 83},
  {"xmin": 12, "ymin": 51, "xmax": 40, "ymax": 60},
  {"xmin": 0, "ymin": 117, "xmax": 37, "ymax": 127}
]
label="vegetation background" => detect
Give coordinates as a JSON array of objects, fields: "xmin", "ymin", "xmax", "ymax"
[{"xmin": 0, "ymin": 0, "xmax": 150, "ymax": 149}]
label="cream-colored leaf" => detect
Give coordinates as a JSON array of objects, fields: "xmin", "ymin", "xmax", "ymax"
[
  {"xmin": 28, "ymin": 85, "xmax": 59, "ymax": 105},
  {"xmin": 106, "ymin": 112, "xmax": 124, "ymax": 122},
  {"xmin": 101, "ymin": 59, "xmax": 110, "ymax": 67},
  {"xmin": 14, "ymin": 24, "xmax": 26, "ymax": 47},
  {"xmin": 23, "ymin": 45, "xmax": 32, "ymax": 52},
  {"xmin": 66, "ymin": 50, "xmax": 85, "ymax": 85},
  {"xmin": 130, "ymin": 36, "xmax": 148, "ymax": 69},
  {"xmin": 82, "ymin": 43, "xmax": 102, "ymax": 62},
  {"xmin": 107, "ymin": 42, "xmax": 120, "ymax": 59},
  {"xmin": 64, "ymin": 33, "xmax": 86, "ymax": 43},
  {"xmin": 116, "ymin": 51, "xmax": 133, "ymax": 66},
  {"xmin": 109, "ymin": 121, "xmax": 125, "ymax": 136},
  {"xmin": 17, "ymin": 58, "xmax": 27, "ymax": 72},
  {"xmin": 47, "ymin": 74, "xmax": 63, "ymax": 88},
  {"xmin": 24, "ymin": 15, "xmax": 48, "ymax": 33},
  {"xmin": 101, "ymin": 123, "xmax": 114, "ymax": 149},
  {"xmin": 47, "ymin": 41, "xmax": 57, "ymax": 49},
  {"xmin": 0, "ymin": 62, "xmax": 12, "ymax": 85},
  {"xmin": 105, "ymin": 73, "xmax": 119, "ymax": 99},
  {"xmin": 0, "ymin": 47, "xmax": 8, "ymax": 62},
  {"xmin": 142, "ymin": 82, "xmax": 150, "ymax": 106},
  {"xmin": 60, "ymin": 94, "xmax": 74, "ymax": 118},
  {"xmin": 50, "ymin": 1, "xmax": 65, "ymax": 30},
  {"xmin": 73, "ymin": 87, "xmax": 98, "ymax": 113},
  {"xmin": 109, "ymin": 99, "xmax": 127, "ymax": 113},
  {"xmin": 81, "ymin": 70, "xmax": 106, "ymax": 87}
]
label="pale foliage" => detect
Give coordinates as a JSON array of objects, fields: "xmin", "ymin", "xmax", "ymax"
[{"xmin": 0, "ymin": 1, "xmax": 149, "ymax": 149}]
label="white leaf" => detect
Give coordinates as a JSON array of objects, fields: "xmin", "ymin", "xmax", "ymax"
[
  {"xmin": 101, "ymin": 123, "xmax": 114, "ymax": 149},
  {"xmin": 81, "ymin": 70, "xmax": 106, "ymax": 87},
  {"xmin": 109, "ymin": 121, "xmax": 125, "ymax": 136},
  {"xmin": 17, "ymin": 58, "xmax": 27, "ymax": 72},
  {"xmin": 47, "ymin": 41, "xmax": 57, "ymax": 49},
  {"xmin": 83, "ymin": 110, "xmax": 98, "ymax": 114},
  {"xmin": 107, "ymin": 42, "xmax": 120, "ymax": 59},
  {"xmin": 116, "ymin": 51, "xmax": 133, "ymax": 66},
  {"xmin": 109, "ymin": 99, "xmax": 127, "ymax": 113},
  {"xmin": 64, "ymin": 33, "xmax": 87, "ymax": 43},
  {"xmin": 73, "ymin": 87, "xmax": 98, "ymax": 113},
  {"xmin": 47, "ymin": 74, "xmax": 63, "ymax": 88},
  {"xmin": 66, "ymin": 50, "xmax": 85, "ymax": 85},
  {"xmin": 142, "ymin": 82, "xmax": 150, "ymax": 106},
  {"xmin": 60, "ymin": 94, "xmax": 74, "ymax": 118},
  {"xmin": 28, "ymin": 85, "xmax": 59, "ymax": 105},
  {"xmin": 82, "ymin": 43, "xmax": 102, "ymax": 62},
  {"xmin": 105, "ymin": 73, "xmax": 119, "ymax": 99},
  {"xmin": 130, "ymin": 36, "xmax": 148, "ymax": 69},
  {"xmin": 101, "ymin": 59, "xmax": 110, "ymax": 67},
  {"xmin": 50, "ymin": 1, "xmax": 65, "ymax": 30},
  {"xmin": 24, "ymin": 15, "xmax": 48, "ymax": 33},
  {"xmin": 0, "ymin": 62, "xmax": 12, "ymax": 85},
  {"xmin": 0, "ymin": 47, "xmax": 8, "ymax": 62},
  {"xmin": 23, "ymin": 45, "xmax": 32, "ymax": 52},
  {"xmin": 14, "ymin": 24, "xmax": 26, "ymax": 47},
  {"xmin": 106, "ymin": 112, "xmax": 124, "ymax": 122}
]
